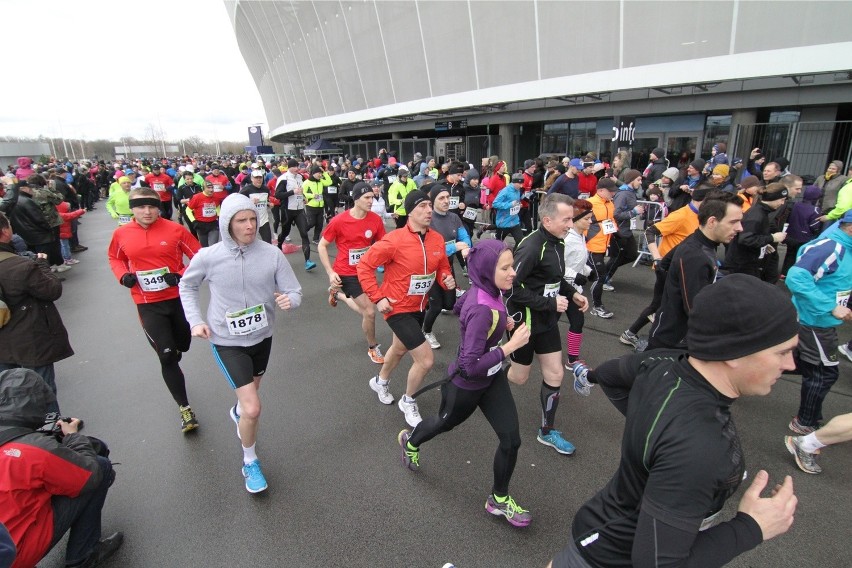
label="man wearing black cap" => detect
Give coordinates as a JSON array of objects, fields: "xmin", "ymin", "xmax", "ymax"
[
  {"xmin": 647, "ymin": 192, "xmax": 744, "ymax": 351},
  {"xmin": 303, "ymin": 164, "xmax": 332, "ymax": 244},
  {"xmin": 318, "ymin": 181, "xmax": 387, "ymax": 364},
  {"xmin": 339, "ymin": 168, "xmax": 359, "ymax": 211},
  {"xmin": 388, "ymin": 167, "xmax": 417, "ymax": 229},
  {"xmin": 357, "ymin": 190, "xmax": 455, "ymax": 427},
  {"xmin": 643, "ymin": 147, "xmax": 668, "ymax": 189},
  {"xmin": 550, "ymin": 274, "xmax": 799, "ymax": 568},
  {"xmin": 672, "ymin": 159, "xmax": 706, "ymax": 211},
  {"xmin": 276, "ymin": 159, "xmax": 315, "ymax": 270},
  {"xmin": 725, "ymin": 182, "xmax": 789, "ymax": 282}
]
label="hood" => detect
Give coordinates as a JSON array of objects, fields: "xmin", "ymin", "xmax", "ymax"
[
  {"xmin": 465, "ymin": 239, "xmax": 509, "ymax": 299},
  {"xmin": 419, "ymin": 162, "xmax": 429, "ymax": 176},
  {"xmin": 0, "ymin": 368, "xmax": 56, "ymax": 428},
  {"xmin": 218, "ymin": 193, "xmax": 259, "ymax": 254},
  {"xmin": 802, "ymin": 184, "xmax": 821, "ymax": 203},
  {"xmin": 464, "ymin": 169, "xmax": 480, "ymax": 184}
]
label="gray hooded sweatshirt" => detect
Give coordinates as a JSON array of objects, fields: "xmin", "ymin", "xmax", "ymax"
[{"xmin": 179, "ymin": 193, "xmax": 302, "ymax": 347}]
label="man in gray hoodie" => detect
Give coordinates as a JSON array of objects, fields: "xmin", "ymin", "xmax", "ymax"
[{"xmin": 179, "ymin": 193, "xmax": 302, "ymax": 494}]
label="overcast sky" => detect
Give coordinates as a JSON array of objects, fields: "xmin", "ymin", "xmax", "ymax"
[{"xmin": 1, "ymin": 0, "xmax": 266, "ymax": 143}]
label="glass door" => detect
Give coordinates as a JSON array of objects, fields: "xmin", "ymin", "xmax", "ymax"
[
  {"xmin": 665, "ymin": 134, "xmax": 701, "ymax": 171},
  {"xmin": 630, "ymin": 136, "xmax": 663, "ymax": 170}
]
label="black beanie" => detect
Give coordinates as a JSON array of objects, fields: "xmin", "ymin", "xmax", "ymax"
[
  {"xmin": 687, "ymin": 274, "xmax": 799, "ymax": 361},
  {"xmin": 351, "ymin": 181, "xmax": 371, "ymax": 201},
  {"xmin": 428, "ymin": 183, "xmax": 450, "ymax": 203},
  {"xmin": 404, "ymin": 190, "xmax": 429, "ymax": 214},
  {"xmin": 690, "ymin": 158, "xmax": 706, "ymax": 172},
  {"xmin": 651, "ymin": 147, "xmax": 665, "ymax": 160}
]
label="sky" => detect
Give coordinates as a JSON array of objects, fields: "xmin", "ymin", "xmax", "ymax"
[{"xmin": 1, "ymin": 0, "xmax": 266, "ymax": 143}]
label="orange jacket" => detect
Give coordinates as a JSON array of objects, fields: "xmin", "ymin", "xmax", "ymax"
[
  {"xmin": 586, "ymin": 194, "xmax": 615, "ymax": 254},
  {"xmin": 357, "ymin": 224, "xmax": 452, "ymax": 318}
]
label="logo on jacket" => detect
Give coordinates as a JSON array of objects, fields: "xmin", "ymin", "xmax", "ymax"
[
  {"xmin": 365, "ymin": 230, "xmax": 373, "ymax": 238},
  {"xmin": 3, "ymin": 448, "xmax": 21, "ymax": 458},
  {"xmin": 160, "ymin": 241, "xmax": 168, "ymax": 246}
]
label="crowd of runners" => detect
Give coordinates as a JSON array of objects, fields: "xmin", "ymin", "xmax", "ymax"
[{"xmin": 1, "ymin": 145, "xmax": 851, "ymax": 567}]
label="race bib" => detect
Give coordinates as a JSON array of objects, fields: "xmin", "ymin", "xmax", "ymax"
[
  {"xmin": 462, "ymin": 208, "xmax": 478, "ymax": 221},
  {"xmin": 509, "ymin": 202, "xmax": 520, "ymax": 216},
  {"xmin": 543, "ymin": 282, "xmax": 560, "ymax": 298},
  {"xmin": 202, "ymin": 203, "xmax": 217, "ymax": 218},
  {"xmin": 294, "ymin": 194, "xmax": 304, "ymax": 208},
  {"xmin": 118, "ymin": 214, "xmax": 132, "ymax": 225},
  {"xmin": 487, "ymin": 345, "xmax": 503, "ymax": 376},
  {"xmin": 213, "ymin": 184, "xmax": 224, "ymax": 193},
  {"xmin": 250, "ymin": 193, "xmax": 268, "ymax": 209},
  {"xmin": 226, "ymin": 304, "xmax": 268, "ymax": 336},
  {"xmin": 601, "ymin": 219, "xmax": 617, "ymax": 235},
  {"xmin": 327, "ymin": 186, "xmax": 338, "ymax": 194},
  {"xmin": 136, "ymin": 267, "xmax": 168, "ymax": 292},
  {"xmin": 630, "ymin": 217, "xmax": 638, "ymax": 231},
  {"xmin": 153, "ymin": 182, "xmax": 165, "ymax": 191},
  {"xmin": 837, "ymin": 290, "xmax": 850, "ymax": 308},
  {"xmin": 449, "ymin": 196, "xmax": 459, "ymax": 209},
  {"xmin": 578, "ymin": 193, "xmax": 590, "ymax": 200},
  {"xmin": 408, "ymin": 272, "xmax": 436, "ymax": 295},
  {"xmin": 349, "ymin": 246, "xmax": 369, "ymax": 266}
]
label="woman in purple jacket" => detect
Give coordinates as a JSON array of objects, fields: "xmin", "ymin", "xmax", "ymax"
[{"xmin": 396, "ymin": 239, "xmax": 533, "ymax": 527}]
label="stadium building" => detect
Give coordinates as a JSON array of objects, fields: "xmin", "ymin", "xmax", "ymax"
[{"xmin": 226, "ymin": 0, "xmax": 852, "ymax": 176}]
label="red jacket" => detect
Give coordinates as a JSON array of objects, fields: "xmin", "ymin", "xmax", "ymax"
[
  {"xmin": 357, "ymin": 224, "xmax": 452, "ymax": 317},
  {"xmin": 108, "ymin": 217, "xmax": 201, "ymax": 304},
  {"xmin": 56, "ymin": 202, "xmax": 84, "ymax": 239},
  {"xmin": 205, "ymin": 174, "xmax": 230, "ymax": 196},
  {"xmin": 187, "ymin": 191, "xmax": 226, "ymax": 223},
  {"xmin": 145, "ymin": 173, "xmax": 174, "ymax": 202},
  {"xmin": 578, "ymin": 172, "xmax": 598, "ymax": 197}
]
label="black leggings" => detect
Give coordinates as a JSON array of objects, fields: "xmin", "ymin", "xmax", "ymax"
[
  {"xmin": 409, "ymin": 371, "xmax": 521, "ymax": 496},
  {"xmin": 628, "ymin": 267, "xmax": 667, "ymax": 334},
  {"xmin": 136, "ymin": 299, "xmax": 192, "ymax": 407},
  {"xmin": 422, "ymin": 270, "xmax": 456, "ymax": 334},
  {"xmin": 564, "ymin": 298, "xmax": 584, "ymax": 333},
  {"xmin": 324, "ymin": 193, "xmax": 339, "ymax": 219},
  {"xmin": 194, "ymin": 220, "xmax": 220, "ymax": 247},
  {"xmin": 306, "ymin": 205, "xmax": 324, "ymax": 241},
  {"xmin": 281, "ymin": 209, "xmax": 311, "ymax": 261},
  {"xmin": 496, "ymin": 225, "xmax": 524, "ymax": 247}
]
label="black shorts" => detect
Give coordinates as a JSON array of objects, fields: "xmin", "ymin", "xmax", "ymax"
[
  {"xmin": 136, "ymin": 298, "xmax": 191, "ymax": 357},
  {"xmin": 386, "ymin": 311, "xmax": 426, "ymax": 350},
  {"xmin": 339, "ymin": 275, "xmax": 364, "ymax": 299},
  {"xmin": 211, "ymin": 337, "xmax": 273, "ymax": 389},
  {"xmin": 509, "ymin": 325, "xmax": 562, "ymax": 366},
  {"xmin": 796, "ymin": 324, "xmax": 839, "ymax": 367}
]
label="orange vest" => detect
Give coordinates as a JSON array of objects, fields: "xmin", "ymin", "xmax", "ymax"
[{"xmin": 587, "ymin": 195, "xmax": 614, "ymax": 254}]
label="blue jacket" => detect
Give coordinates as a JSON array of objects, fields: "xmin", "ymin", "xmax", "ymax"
[
  {"xmin": 492, "ymin": 185, "xmax": 521, "ymax": 228},
  {"xmin": 786, "ymin": 227, "xmax": 852, "ymax": 328}
]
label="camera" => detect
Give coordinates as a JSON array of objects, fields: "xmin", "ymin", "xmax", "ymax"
[{"xmin": 37, "ymin": 412, "xmax": 83, "ymax": 438}]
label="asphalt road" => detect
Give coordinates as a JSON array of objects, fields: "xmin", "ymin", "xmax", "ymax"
[{"xmin": 40, "ymin": 205, "xmax": 851, "ymax": 568}]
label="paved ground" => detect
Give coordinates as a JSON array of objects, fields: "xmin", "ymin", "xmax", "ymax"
[{"xmin": 41, "ymin": 206, "xmax": 851, "ymax": 568}]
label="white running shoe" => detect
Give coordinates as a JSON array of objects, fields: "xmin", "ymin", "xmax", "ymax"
[
  {"xmin": 424, "ymin": 332, "xmax": 441, "ymax": 349},
  {"xmin": 369, "ymin": 376, "xmax": 393, "ymax": 405},
  {"xmin": 398, "ymin": 397, "xmax": 422, "ymax": 427}
]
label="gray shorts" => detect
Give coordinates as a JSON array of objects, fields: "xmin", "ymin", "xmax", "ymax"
[{"xmin": 796, "ymin": 325, "xmax": 839, "ymax": 367}]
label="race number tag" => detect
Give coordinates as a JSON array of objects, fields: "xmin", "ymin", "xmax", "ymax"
[
  {"xmin": 837, "ymin": 290, "xmax": 850, "ymax": 308},
  {"xmin": 698, "ymin": 511, "xmax": 722, "ymax": 532},
  {"xmin": 543, "ymin": 282, "xmax": 560, "ymax": 298},
  {"xmin": 462, "ymin": 208, "xmax": 478, "ymax": 221},
  {"xmin": 226, "ymin": 304, "xmax": 268, "ymax": 336},
  {"xmin": 487, "ymin": 345, "xmax": 503, "ymax": 376},
  {"xmin": 449, "ymin": 196, "xmax": 459, "ymax": 209},
  {"xmin": 153, "ymin": 182, "xmax": 165, "ymax": 191},
  {"xmin": 349, "ymin": 246, "xmax": 369, "ymax": 266},
  {"xmin": 202, "ymin": 203, "xmax": 217, "ymax": 218},
  {"xmin": 509, "ymin": 202, "xmax": 520, "ymax": 216},
  {"xmin": 136, "ymin": 267, "xmax": 169, "ymax": 292},
  {"xmin": 408, "ymin": 272, "xmax": 436, "ymax": 295},
  {"xmin": 294, "ymin": 194, "xmax": 304, "ymax": 208},
  {"xmin": 327, "ymin": 186, "xmax": 338, "ymax": 194},
  {"xmin": 213, "ymin": 184, "xmax": 224, "ymax": 193},
  {"xmin": 601, "ymin": 219, "xmax": 617, "ymax": 234},
  {"xmin": 118, "ymin": 214, "xmax": 132, "ymax": 225},
  {"xmin": 250, "ymin": 193, "xmax": 268, "ymax": 210},
  {"xmin": 578, "ymin": 193, "xmax": 590, "ymax": 200},
  {"xmin": 630, "ymin": 217, "xmax": 638, "ymax": 231}
]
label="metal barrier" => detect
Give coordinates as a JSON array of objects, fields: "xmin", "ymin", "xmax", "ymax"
[{"xmin": 632, "ymin": 201, "xmax": 666, "ymax": 267}]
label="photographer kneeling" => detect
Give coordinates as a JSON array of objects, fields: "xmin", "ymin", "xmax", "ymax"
[{"xmin": 0, "ymin": 369, "xmax": 122, "ymax": 568}]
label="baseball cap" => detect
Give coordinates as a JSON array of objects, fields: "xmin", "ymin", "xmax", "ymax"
[
  {"xmin": 250, "ymin": 169, "xmax": 264, "ymax": 178},
  {"xmin": 510, "ymin": 173, "xmax": 524, "ymax": 183},
  {"xmin": 569, "ymin": 158, "xmax": 583, "ymax": 170}
]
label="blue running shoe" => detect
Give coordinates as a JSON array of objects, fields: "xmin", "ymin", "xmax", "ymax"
[
  {"xmin": 537, "ymin": 429, "xmax": 575, "ymax": 455},
  {"xmin": 229, "ymin": 404, "xmax": 241, "ymax": 440},
  {"xmin": 242, "ymin": 459, "xmax": 268, "ymax": 493},
  {"xmin": 305, "ymin": 260, "xmax": 317, "ymax": 271},
  {"xmin": 568, "ymin": 361, "xmax": 593, "ymax": 397}
]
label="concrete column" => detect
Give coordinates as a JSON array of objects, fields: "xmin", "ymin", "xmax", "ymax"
[
  {"xmin": 499, "ymin": 124, "xmax": 519, "ymax": 170},
  {"xmin": 729, "ymin": 109, "xmax": 758, "ymax": 159}
]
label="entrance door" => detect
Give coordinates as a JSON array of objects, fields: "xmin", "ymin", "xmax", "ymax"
[
  {"xmin": 630, "ymin": 136, "xmax": 663, "ymax": 170},
  {"xmin": 665, "ymin": 133, "xmax": 701, "ymax": 171}
]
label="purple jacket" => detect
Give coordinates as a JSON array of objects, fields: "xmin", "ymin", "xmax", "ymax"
[{"xmin": 786, "ymin": 185, "xmax": 822, "ymax": 244}]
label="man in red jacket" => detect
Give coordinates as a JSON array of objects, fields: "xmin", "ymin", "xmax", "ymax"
[
  {"xmin": 357, "ymin": 191, "xmax": 454, "ymax": 427},
  {"xmin": 108, "ymin": 188, "xmax": 202, "ymax": 433},
  {"xmin": 144, "ymin": 163, "xmax": 175, "ymax": 220},
  {"xmin": 0, "ymin": 368, "xmax": 122, "ymax": 568}
]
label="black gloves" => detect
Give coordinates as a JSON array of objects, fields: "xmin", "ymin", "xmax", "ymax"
[
  {"xmin": 586, "ymin": 270, "xmax": 598, "ymax": 283},
  {"xmin": 120, "ymin": 273, "xmax": 137, "ymax": 288},
  {"xmin": 573, "ymin": 273, "xmax": 588, "ymax": 286},
  {"xmin": 163, "ymin": 273, "xmax": 182, "ymax": 287}
]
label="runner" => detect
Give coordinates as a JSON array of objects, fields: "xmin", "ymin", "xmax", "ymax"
[
  {"xmin": 397, "ymin": 240, "xmax": 533, "ymax": 526},
  {"xmin": 276, "ymin": 159, "xmax": 315, "ymax": 270},
  {"xmin": 107, "ymin": 188, "xmax": 202, "ymax": 433},
  {"xmin": 561, "ymin": 199, "xmax": 595, "ymax": 394},
  {"xmin": 105, "ymin": 176, "xmax": 133, "ymax": 226},
  {"xmin": 179, "ymin": 193, "xmax": 302, "ymax": 493},
  {"xmin": 144, "ymin": 163, "xmax": 175, "ymax": 220},
  {"xmin": 186, "ymin": 181, "xmax": 227, "ymax": 247},
  {"xmin": 420, "ymin": 183, "xmax": 471, "ymax": 350},
  {"xmin": 357, "ymin": 191, "xmax": 455, "ymax": 427},
  {"xmin": 506, "ymin": 193, "xmax": 589, "ymax": 455},
  {"xmin": 318, "ymin": 181, "xmax": 387, "ymax": 364},
  {"xmin": 239, "ymin": 170, "xmax": 274, "ymax": 244}
]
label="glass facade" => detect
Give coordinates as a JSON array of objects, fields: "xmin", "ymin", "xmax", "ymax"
[{"xmin": 701, "ymin": 115, "xmax": 731, "ymax": 157}]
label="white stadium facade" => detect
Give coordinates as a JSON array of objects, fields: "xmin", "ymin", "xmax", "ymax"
[{"xmin": 226, "ymin": 0, "xmax": 852, "ymax": 177}]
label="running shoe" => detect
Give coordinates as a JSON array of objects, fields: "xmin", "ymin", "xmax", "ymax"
[
  {"xmin": 485, "ymin": 494, "xmax": 532, "ymax": 527},
  {"xmin": 64, "ymin": 259, "xmax": 80, "ymax": 265},
  {"xmin": 179, "ymin": 405, "xmax": 199, "ymax": 433},
  {"xmin": 602, "ymin": 283, "xmax": 615, "ymax": 292},
  {"xmin": 377, "ymin": 266, "xmax": 385, "ymax": 273},
  {"xmin": 424, "ymin": 332, "xmax": 441, "ymax": 349},
  {"xmin": 52, "ymin": 264, "xmax": 71, "ymax": 273},
  {"xmin": 305, "ymin": 260, "xmax": 317, "ymax": 271},
  {"xmin": 537, "ymin": 429, "xmax": 575, "ymax": 455},
  {"xmin": 784, "ymin": 435, "xmax": 822, "ymax": 474},
  {"xmin": 619, "ymin": 330, "xmax": 641, "ymax": 348},
  {"xmin": 229, "ymin": 404, "xmax": 241, "ymax": 440},
  {"xmin": 398, "ymin": 396, "xmax": 422, "ymax": 427},
  {"xmin": 328, "ymin": 287, "xmax": 338, "ymax": 307},
  {"xmin": 242, "ymin": 459, "xmax": 268, "ymax": 493},
  {"xmin": 397, "ymin": 429, "xmax": 420, "ymax": 471},
  {"xmin": 789, "ymin": 416, "xmax": 817, "ymax": 435},
  {"xmin": 839, "ymin": 344, "xmax": 852, "ymax": 364},
  {"xmin": 568, "ymin": 361, "xmax": 593, "ymax": 397},
  {"xmin": 590, "ymin": 305, "xmax": 614, "ymax": 319},
  {"xmin": 368, "ymin": 344, "xmax": 385, "ymax": 364},
  {"xmin": 369, "ymin": 376, "xmax": 393, "ymax": 404},
  {"xmin": 77, "ymin": 532, "xmax": 124, "ymax": 568}
]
